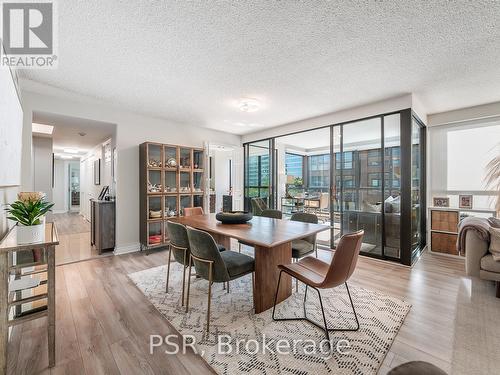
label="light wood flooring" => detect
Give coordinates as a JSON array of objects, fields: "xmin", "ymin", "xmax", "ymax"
[
  {"xmin": 7, "ymin": 241, "xmax": 500, "ymax": 374},
  {"xmin": 50, "ymin": 213, "xmax": 112, "ymax": 265}
]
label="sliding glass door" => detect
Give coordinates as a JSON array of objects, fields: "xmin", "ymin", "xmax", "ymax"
[
  {"xmin": 244, "ymin": 140, "xmax": 273, "ymax": 212},
  {"xmin": 243, "ymin": 108, "xmax": 426, "ymax": 265}
]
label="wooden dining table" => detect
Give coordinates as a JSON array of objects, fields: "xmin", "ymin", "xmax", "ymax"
[{"xmin": 171, "ymin": 214, "xmax": 330, "ymax": 313}]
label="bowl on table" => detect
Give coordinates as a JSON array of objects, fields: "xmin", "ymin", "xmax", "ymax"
[{"xmin": 215, "ymin": 211, "xmax": 253, "ymax": 224}]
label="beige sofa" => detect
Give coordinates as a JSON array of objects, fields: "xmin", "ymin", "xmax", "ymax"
[{"xmin": 465, "ymin": 230, "xmax": 500, "ymax": 297}]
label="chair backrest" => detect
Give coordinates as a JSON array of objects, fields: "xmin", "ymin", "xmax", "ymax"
[
  {"xmin": 184, "ymin": 207, "xmax": 204, "ymax": 216},
  {"xmin": 261, "ymin": 209, "xmax": 283, "ymax": 219},
  {"xmin": 166, "ymin": 221, "xmax": 190, "ymax": 265},
  {"xmin": 251, "ymin": 197, "xmax": 268, "ymax": 216},
  {"xmin": 186, "ymin": 227, "xmax": 230, "ymax": 282},
  {"xmin": 321, "ymin": 230, "xmax": 363, "ymax": 289},
  {"xmin": 291, "ymin": 212, "xmax": 318, "ymax": 244}
]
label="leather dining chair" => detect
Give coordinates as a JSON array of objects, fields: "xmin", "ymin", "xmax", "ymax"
[
  {"xmin": 183, "ymin": 207, "xmax": 204, "ymax": 216},
  {"xmin": 185, "ymin": 227, "xmax": 255, "ymax": 333},
  {"xmin": 272, "ymin": 230, "xmax": 364, "ymax": 342},
  {"xmin": 165, "ymin": 221, "xmax": 225, "ymax": 305},
  {"xmin": 238, "ymin": 209, "xmax": 283, "ymax": 253}
]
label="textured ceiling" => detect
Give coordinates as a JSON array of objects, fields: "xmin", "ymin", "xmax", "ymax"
[{"xmin": 21, "ymin": 1, "xmax": 500, "ymax": 135}]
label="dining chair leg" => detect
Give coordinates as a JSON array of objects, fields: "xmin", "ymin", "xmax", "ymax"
[
  {"xmin": 238, "ymin": 243, "xmax": 242, "ymax": 253},
  {"xmin": 313, "ymin": 287, "xmax": 330, "ymax": 343},
  {"xmin": 185, "ymin": 256, "xmax": 193, "ymax": 313},
  {"xmin": 181, "ymin": 257, "xmax": 187, "ymax": 306},
  {"xmin": 227, "ymin": 281, "xmax": 229, "ymax": 293},
  {"xmin": 165, "ymin": 245, "xmax": 172, "ymax": 293},
  {"xmin": 345, "ymin": 282, "xmax": 360, "ymax": 331},
  {"xmin": 271, "ymin": 270, "xmax": 284, "ymax": 320},
  {"xmin": 206, "ymin": 263, "xmax": 213, "ymax": 333},
  {"xmin": 315, "ymin": 244, "xmax": 318, "ymax": 258}
]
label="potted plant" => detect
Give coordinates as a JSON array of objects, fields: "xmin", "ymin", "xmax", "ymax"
[{"xmin": 5, "ymin": 192, "xmax": 54, "ymax": 244}]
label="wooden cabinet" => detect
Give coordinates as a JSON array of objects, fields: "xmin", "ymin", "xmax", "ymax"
[
  {"xmin": 429, "ymin": 208, "xmax": 459, "ymax": 256},
  {"xmin": 140, "ymin": 142, "xmax": 205, "ymax": 250},
  {"xmin": 91, "ymin": 199, "xmax": 115, "ymax": 254}
]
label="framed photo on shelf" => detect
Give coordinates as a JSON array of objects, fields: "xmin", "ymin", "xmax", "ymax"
[
  {"xmin": 433, "ymin": 197, "xmax": 449, "ymax": 207},
  {"xmin": 459, "ymin": 195, "xmax": 473, "ymax": 209}
]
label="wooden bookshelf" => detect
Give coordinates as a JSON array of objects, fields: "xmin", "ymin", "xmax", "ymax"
[{"xmin": 139, "ymin": 142, "xmax": 205, "ymax": 250}]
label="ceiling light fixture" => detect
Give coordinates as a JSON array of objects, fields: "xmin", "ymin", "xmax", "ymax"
[
  {"xmin": 238, "ymin": 98, "xmax": 260, "ymax": 112},
  {"xmin": 60, "ymin": 155, "xmax": 74, "ymax": 159},
  {"xmin": 32, "ymin": 123, "xmax": 54, "ymax": 135},
  {"xmin": 63, "ymin": 148, "xmax": 79, "ymax": 154}
]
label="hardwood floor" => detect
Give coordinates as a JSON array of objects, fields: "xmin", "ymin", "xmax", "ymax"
[
  {"xmin": 7, "ymin": 241, "xmax": 500, "ymax": 374},
  {"xmin": 50, "ymin": 213, "xmax": 112, "ymax": 265}
]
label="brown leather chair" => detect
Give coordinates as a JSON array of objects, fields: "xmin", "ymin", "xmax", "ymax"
[
  {"xmin": 183, "ymin": 207, "xmax": 204, "ymax": 216},
  {"xmin": 272, "ymin": 230, "xmax": 364, "ymax": 342}
]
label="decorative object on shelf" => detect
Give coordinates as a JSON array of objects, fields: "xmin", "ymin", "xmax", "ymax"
[
  {"xmin": 148, "ymin": 234, "xmax": 162, "ymax": 244},
  {"xmin": 459, "ymin": 195, "xmax": 473, "ymax": 209},
  {"xmin": 147, "ymin": 159, "xmax": 162, "ymax": 168},
  {"xmin": 165, "ymin": 208, "xmax": 177, "ymax": 217},
  {"xmin": 433, "ymin": 197, "xmax": 449, "ymax": 207},
  {"xmin": 193, "ymin": 188, "xmax": 203, "ymax": 193},
  {"xmin": 149, "ymin": 210, "xmax": 162, "ymax": 219},
  {"xmin": 147, "ymin": 181, "xmax": 163, "ymax": 193},
  {"xmin": 166, "ymin": 157, "xmax": 177, "ymax": 168},
  {"xmin": 215, "ymin": 211, "xmax": 253, "ymax": 224},
  {"xmin": 5, "ymin": 192, "xmax": 54, "ymax": 244},
  {"xmin": 164, "ymin": 186, "xmax": 177, "ymax": 193},
  {"xmin": 180, "ymin": 186, "xmax": 191, "ymax": 193},
  {"xmin": 194, "ymin": 163, "xmax": 199, "ymax": 169}
]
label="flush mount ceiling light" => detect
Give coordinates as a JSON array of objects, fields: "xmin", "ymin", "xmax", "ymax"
[
  {"xmin": 63, "ymin": 148, "xmax": 79, "ymax": 154},
  {"xmin": 32, "ymin": 123, "xmax": 54, "ymax": 135},
  {"xmin": 238, "ymin": 98, "xmax": 260, "ymax": 112}
]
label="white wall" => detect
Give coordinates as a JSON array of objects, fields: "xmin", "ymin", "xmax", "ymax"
[
  {"xmin": 20, "ymin": 81, "xmax": 241, "ymax": 254},
  {"xmin": 428, "ymin": 101, "xmax": 500, "ymax": 127},
  {"xmin": 32, "ymin": 136, "xmax": 53, "ymax": 202}
]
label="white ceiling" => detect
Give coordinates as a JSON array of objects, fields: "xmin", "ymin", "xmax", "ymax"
[
  {"xmin": 21, "ymin": 1, "xmax": 500, "ymax": 135},
  {"xmin": 33, "ymin": 111, "xmax": 115, "ymax": 153}
]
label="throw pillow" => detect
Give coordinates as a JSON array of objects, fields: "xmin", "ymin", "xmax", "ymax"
[{"xmin": 490, "ymin": 227, "xmax": 500, "ymax": 261}]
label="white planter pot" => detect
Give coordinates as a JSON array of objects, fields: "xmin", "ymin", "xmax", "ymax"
[{"xmin": 17, "ymin": 223, "xmax": 46, "ymax": 244}]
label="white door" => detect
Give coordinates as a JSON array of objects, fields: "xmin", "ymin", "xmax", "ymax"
[{"xmin": 232, "ymin": 146, "xmax": 244, "ymax": 211}]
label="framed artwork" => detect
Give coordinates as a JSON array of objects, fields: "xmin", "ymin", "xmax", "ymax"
[
  {"xmin": 112, "ymin": 147, "xmax": 117, "ymax": 183},
  {"xmin": 433, "ymin": 197, "xmax": 449, "ymax": 207},
  {"xmin": 459, "ymin": 195, "xmax": 473, "ymax": 209},
  {"xmin": 94, "ymin": 159, "xmax": 101, "ymax": 185}
]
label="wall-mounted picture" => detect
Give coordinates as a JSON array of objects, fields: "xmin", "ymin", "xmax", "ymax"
[
  {"xmin": 433, "ymin": 197, "xmax": 449, "ymax": 207},
  {"xmin": 459, "ymin": 195, "xmax": 473, "ymax": 209},
  {"xmin": 94, "ymin": 159, "xmax": 101, "ymax": 185}
]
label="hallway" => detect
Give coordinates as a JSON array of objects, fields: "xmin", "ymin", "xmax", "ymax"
[{"xmin": 51, "ymin": 213, "xmax": 111, "ymax": 265}]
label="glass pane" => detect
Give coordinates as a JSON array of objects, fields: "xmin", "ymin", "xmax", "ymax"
[
  {"xmin": 148, "ymin": 196, "xmax": 162, "ymax": 219},
  {"xmin": 341, "ymin": 118, "xmax": 382, "ymax": 255},
  {"xmin": 164, "ymin": 196, "xmax": 177, "ymax": 218},
  {"xmin": 164, "ymin": 146, "xmax": 177, "ymax": 169},
  {"xmin": 193, "ymin": 150, "xmax": 203, "ymax": 170},
  {"xmin": 193, "ymin": 171, "xmax": 203, "ymax": 193},
  {"xmin": 245, "ymin": 140, "xmax": 271, "ymax": 212},
  {"xmin": 179, "ymin": 171, "xmax": 191, "ymax": 193},
  {"xmin": 179, "ymin": 148, "xmax": 191, "ymax": 170},
  {"xmin": 147, "ymin": 144, "xmax": 162, "ymax": 168},
  {"xmin": 147, "ymin": 170, "xmax": 162, "ymax": 193},
  {"xmin": 148, "ymin": 222, "xmax": 162, "ymax": 245},
  {"xmin": 165, "ymin": 171, "xmax": 177, "ymax": 193},
  {"xmin": 193, "ymin": 195, "xmax": 204, "ymax": 208},
  {"xmin": 180, "ymin": 195, "xmax": 192, "ymax": 216},
  {"xmin": 411, "ymin": 119, "xmax": 422, "ymax": 252},
  {"xmin": 383, "ymin": 114, "xmax": 401, "ymax": 258}
]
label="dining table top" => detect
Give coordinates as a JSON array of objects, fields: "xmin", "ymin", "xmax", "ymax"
[{"xmin": 170, "ymin": 214, "xmax": 330, "ymax": 248}]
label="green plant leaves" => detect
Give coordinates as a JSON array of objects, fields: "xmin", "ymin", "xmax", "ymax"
[{"xmin": 5, "ymin": 199, "xmax": 54, "ymax": 226}]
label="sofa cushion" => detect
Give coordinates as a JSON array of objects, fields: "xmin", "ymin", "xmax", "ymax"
[
  {"xmin": 481, "ymin": 254, "xmax": 500, "ymax": 273},
  {"xmin": 489, "ymin": 227, "xmax": 500, "ymax": 261}
]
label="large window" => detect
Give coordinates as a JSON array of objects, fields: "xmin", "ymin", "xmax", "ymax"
[
  {"xmin": 429, "ymin": 118, "xmax": 500, "ymax": 210},
  {"xmin": 285, "ymin": 153, "xmax": 303, "ymax": 180},
  {"xmin": 308, "ymin": 154, "xmax": 330, "ymax": 191}
]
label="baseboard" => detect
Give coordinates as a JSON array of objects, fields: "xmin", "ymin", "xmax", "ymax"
[{"xmin": 114, "ymin": 242, "xmax": 141, "ymax": 255}]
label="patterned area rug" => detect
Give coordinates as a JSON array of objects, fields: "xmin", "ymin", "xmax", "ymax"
[{"xmin": 129, "ymin": 262, "xmax": 410, "ymax": 375}]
